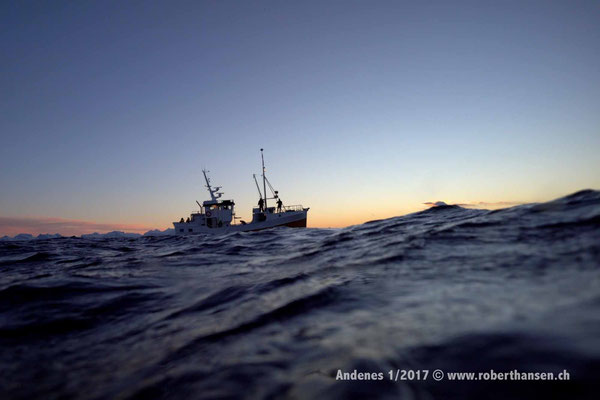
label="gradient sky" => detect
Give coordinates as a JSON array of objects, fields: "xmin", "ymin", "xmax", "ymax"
[{"xmin": 1, "ymin": 0, "xmax": 599, "ymax": 234}]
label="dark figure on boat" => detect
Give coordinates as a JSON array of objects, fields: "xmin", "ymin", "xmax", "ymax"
[
  {"xmin": 277, "ymin": 198, "xmax": 283, "ymax": 213},
  {"xmin": 258, "ymin": 198, "xmax": 264, "ymax": 212}
]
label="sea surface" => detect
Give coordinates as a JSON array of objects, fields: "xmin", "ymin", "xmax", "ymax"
[{"xmin": 1, "ymin": 190, "xmax": 599, "ymax": 399}]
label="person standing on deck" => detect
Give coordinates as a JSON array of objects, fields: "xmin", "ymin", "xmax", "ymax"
[
  {"xmin": 258, "ymin": 198, "xmax": 264, "ymax": 212},
  {"xmin": 277, "ymin": 198, "xmax": 283, "ymax": 213}
]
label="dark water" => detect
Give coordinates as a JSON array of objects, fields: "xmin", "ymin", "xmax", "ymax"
[{"xmin": 1, "ymin": 190, "xmax": 599, "ymax": 399}]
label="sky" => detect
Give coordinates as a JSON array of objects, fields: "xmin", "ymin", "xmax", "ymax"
[{"xmin": 1, "ymin": 0, "xmax": 599, "ymax": 235}]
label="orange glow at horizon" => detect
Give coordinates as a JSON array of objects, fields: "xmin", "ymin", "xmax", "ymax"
[{"xmin": 0, "ymin": 216, "xmax": 152, "ymax": 237}]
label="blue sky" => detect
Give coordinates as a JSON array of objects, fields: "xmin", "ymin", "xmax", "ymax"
[{"xmin": 1, "ymin": 0, "xmax": 599, "ymax": 233}]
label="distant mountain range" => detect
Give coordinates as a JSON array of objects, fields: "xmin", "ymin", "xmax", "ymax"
[{"xmin": 0, "ymin": 229, "xmax": 174, "ymax": 241}]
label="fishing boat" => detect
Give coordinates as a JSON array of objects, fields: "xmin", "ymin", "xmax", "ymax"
[{"xmin": 173, "ymin": 149, "xmax": 309, "ymax": 234}]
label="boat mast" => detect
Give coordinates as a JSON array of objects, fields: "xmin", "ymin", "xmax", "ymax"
[
  {"xmin": 202, "ymin": 169, "xmax": 220, "ymax": 202},
  {"xmin": 261, "ymin": 148, "xmax": 267, "ymax": 209}
]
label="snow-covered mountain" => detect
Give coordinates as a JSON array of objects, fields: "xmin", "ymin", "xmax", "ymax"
[
  {"xmin": 81, "ymin": 231, "xmax": 142, "ymax": 239},
  {"xmin": 1, "ymin": 233, "xmax": 61, "ymax": 241},
  {"xmin": 0, "ymin": 229, "xmax": 174, "ymax": 241}
]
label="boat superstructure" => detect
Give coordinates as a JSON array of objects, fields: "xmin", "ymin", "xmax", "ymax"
[{"xmin": 173, "ymin": 149, "xmax": 309, "ymax": 234}]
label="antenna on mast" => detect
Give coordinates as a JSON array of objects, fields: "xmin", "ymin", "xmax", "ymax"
[
  {"xmin": 202, "ymin": 169, "xmax": 222, "ymax": 202},
  {"xmin": 261, "ymin": 148, "xmax": 268, "ymax": 209}
]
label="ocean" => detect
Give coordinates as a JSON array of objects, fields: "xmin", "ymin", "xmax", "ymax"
[{"xmin": 1, "ymin": 190, "xmax": 599, "ymax": 399}]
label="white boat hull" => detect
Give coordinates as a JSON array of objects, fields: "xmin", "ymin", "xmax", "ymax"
[{"xmin": 174, "ymin": 209, "xmax": 308, "ymax": 235}]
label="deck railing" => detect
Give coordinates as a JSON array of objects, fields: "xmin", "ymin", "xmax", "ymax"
[{"xmin": 282, "ymin": 205, "xmax": 304, "ymax": 212}]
